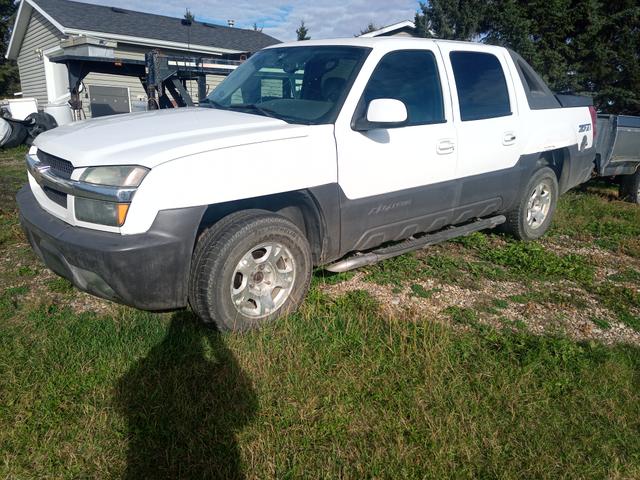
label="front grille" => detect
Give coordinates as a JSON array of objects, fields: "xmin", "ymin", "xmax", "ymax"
[
  {"xmin": 37, "ymin": 150, "xmax": 74, "ymax": 179},
  {"xmin": 42, "ymin": 186, "xmax": 67, "ymax": 208}
]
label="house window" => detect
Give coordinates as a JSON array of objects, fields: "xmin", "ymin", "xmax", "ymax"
[{"xmin": 450, "ymin": 51, "xmax": 511, "ymax": 121}]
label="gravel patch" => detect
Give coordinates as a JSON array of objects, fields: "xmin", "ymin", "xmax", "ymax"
[{"xmin": 319, "ymin": 271, "xmax": 640, "ymax": 347}]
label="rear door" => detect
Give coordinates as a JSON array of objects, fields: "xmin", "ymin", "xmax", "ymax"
[
  {"xmin": 437, "ymin": 43, "xmax": 522, "ymax": 214},
  {"xmin": 335, "ymin": 46, "xmax": 458, "ymax": 252}
]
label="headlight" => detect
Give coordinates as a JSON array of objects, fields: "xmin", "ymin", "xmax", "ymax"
[
  {"xmin": 75, "ymin": 197, "xmax": 130, "ymax": 227},
  {"xmin": 80, "ymin": 166, "xmax": 149, "ymax": 187}
]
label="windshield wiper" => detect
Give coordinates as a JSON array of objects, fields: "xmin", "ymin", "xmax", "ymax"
[
  {"xmin": 199, "ymin": 98, "xmax": 226, "ymax": 109},
  {"xmin": 203, "ymin": 101, "xmax": 303, "ymax": 124},
  {"xmin": 226, "ymin": 103, "xmax": 279, "ymax": 119}
]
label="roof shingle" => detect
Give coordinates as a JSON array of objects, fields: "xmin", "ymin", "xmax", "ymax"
[{"xmin": 34, "ymin": 0, "xmax": 280, "ymax": 52}]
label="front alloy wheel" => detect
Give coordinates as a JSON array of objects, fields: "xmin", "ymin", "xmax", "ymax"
[
  {"xmin": 189, "ymin": 210, "xmax": 312, "ymax": 331},
  {"xmin": 231, "ymin": 242, "xmax": 296, "ymax": 318}
]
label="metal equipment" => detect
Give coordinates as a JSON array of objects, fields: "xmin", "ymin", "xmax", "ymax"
[{"xmin": 50, "ymin": 44, "xmax": 243, "ymax": 119}]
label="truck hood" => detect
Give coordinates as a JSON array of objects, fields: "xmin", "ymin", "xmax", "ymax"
[{"xmin": 34, "ymin": 107, "xmax": 308, "ymax": 168}]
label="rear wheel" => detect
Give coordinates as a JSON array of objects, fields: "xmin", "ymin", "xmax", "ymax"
[
  {"xmin": 501, "ymin": 167, "xmax": 559, "ymax": 240},
  {"xmin": 619, "ymin": 168, "xmax": 640, "ymax": 205},
  {"xmin": 189, "ymin": 210, "xmax": 312, "ymax": 331}
]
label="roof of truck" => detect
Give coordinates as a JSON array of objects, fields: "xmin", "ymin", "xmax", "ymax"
[{"xmin": 268, "ymin": 37, "xmax": 497, "ymax": 50}]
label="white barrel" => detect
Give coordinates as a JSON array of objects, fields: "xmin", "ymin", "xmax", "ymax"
[
  {"xmin": 7, "ymin": 98, "xmax": 38, "ymax": 120},
  {"xmin": 44, "ymin": 103, "xmax": 74, "ymax": 126}
]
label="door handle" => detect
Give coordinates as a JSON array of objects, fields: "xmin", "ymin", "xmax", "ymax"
[
  {"xmin": 503, "ymin": 132, "xmax": 517, "ymax": 145},
  {"xmin": 437, "ymin": 139, "xmax": 455, "ymax": 155}
]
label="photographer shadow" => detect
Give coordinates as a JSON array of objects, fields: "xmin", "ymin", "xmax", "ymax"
[{"xmin": 115, "ymin": 311, "xmax": 257, "ymax": 479}]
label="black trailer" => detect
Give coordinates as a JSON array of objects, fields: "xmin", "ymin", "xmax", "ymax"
[{"xmin": 50, "ymin": 50, "xmax": 242, "ymax": 120}]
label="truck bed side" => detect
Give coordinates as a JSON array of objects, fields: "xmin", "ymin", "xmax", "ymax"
[{"xmin": 595, "ymin": 115, "xmax": 640, "ymax": 176}]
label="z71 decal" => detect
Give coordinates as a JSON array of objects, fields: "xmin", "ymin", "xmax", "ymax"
[{"xmin": 578, "ymin": 123, "xmax": 592, "ymax": 133}]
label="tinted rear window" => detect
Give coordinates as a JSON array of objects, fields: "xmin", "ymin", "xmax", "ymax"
[{"xmin": 450, "ymin": 51, "xmax": 511, "ymax": 121}]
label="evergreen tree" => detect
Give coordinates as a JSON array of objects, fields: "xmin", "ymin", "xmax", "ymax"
[
  {"xmin": 414, "ymin": 0, "xmax": 486, "ymax": 40},
  {"xmin": 418, "ymin": 0, "xmax": 640, "ymax": 115},
  {"xmin": 585, "ymin": 0, "xmax": 639, "ymax": 114},
  {"xmin": 357, "ymin": 22, "xmax": 378, "ymax": 36},
  {"xmin": 183, "ymin": 8, "xmax": 195, "ymax": 24},
  {"xmin": 0, "ymin": 0, "xmax": 19, "ymax": 97},
  {"xmin": 296, "ymin": 20, "xmax": 310, "ymax": 41}
]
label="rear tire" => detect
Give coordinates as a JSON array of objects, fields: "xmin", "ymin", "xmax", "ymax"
[
  {"xmin": 188, "ymin": 210, "xmax": 312, "ymax": 331},
  {"xmin": 500, "ymin": 167, "xmax": 559, "ymax": 240},
  {"xmin": 619, "ymin": 168, "xmax": 640, "ymax": 205}
]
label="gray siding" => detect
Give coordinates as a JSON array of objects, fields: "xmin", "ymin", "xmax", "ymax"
[
  {"xmin": 205, "ymin": 74, "xmax": 225, "ymax": 94},
  {"xmin": 16, "ymin": 10, "xmax": 63, "ymax": 107}
]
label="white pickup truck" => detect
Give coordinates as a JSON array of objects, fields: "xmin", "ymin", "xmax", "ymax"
[{"xmin": 18, "ymin": 37, "xmax": 599, "ymax": 331}]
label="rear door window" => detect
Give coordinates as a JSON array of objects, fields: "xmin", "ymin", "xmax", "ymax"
[{"xmin": 450, "ymin": 51, "xmax": 511, "ymax": 121}]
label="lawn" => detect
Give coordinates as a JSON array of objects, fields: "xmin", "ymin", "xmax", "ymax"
[{"xmin": 1, "ymin": 146, "xmax": 639, "ymax": 479}]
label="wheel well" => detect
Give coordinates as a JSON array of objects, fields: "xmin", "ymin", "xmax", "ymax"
[
  {"xmin": 195, "ymin": 191, "xmax": 326, "ymax": 264},
  {"xmin": 540, "ymin": 150, "xmax": 563, "ymax": 180},
  {"xmin": 540, "ymin": 149, "xmax": 572, "ymax": 193}
]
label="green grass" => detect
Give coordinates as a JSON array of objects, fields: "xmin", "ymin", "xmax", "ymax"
[
  {"xmin": 508, "ymin": 289, "xmax": 589, "ymax": 310},
  {"xmin": 1, "ymin": 147, "xmax": 640, "ymax": 478},
  {"xmin": 591, "ymin": 317, "xmax": 611, "ymax": 330},
  {"xmin": 595, "ymin": 283, "xmax": 640, "ymax": 331},
  {"xmin": 443, "ymin": 305, "xmax": 478, "ymax": 325},
  {"xmin": 410, "ymin": 283, "xmax": 439, "ymax": 298},
  {"xmin": 47, "ymin": 277, "xmax": 75, "ymax": 293},
  {"xmin": 478, "ymin": 241, "xmax": 595, "ymax": 284},
  {"xmin": 3, "ymin": 296, "xmax": 640, "ymax": 478},
  {"xmin": 0, "ymin": 148, "xmax": 28, "ymax": 247},
  {"xmin": 553, "ymin": 186, "xmax": 640, "ymax": 257}
]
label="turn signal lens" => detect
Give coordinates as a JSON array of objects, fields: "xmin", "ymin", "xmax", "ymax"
[{"xmin": 117, "ymin": 203, "xmax": 129, "ymax": 226}]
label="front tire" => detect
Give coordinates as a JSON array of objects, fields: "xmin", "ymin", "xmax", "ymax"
[
  {"xmin": 189, "ymin": 210, "xmax": 312, "ymax": 331},
  {"xmin": 501, "ymin": 167, "xmax": 559, "ymax": 241},
  {"xmin": 619, "ymin": 168, "xmax": 640, "ymax": 205}
]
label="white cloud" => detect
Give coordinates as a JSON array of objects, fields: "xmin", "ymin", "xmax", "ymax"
[{"xmin": 79, "ymin": 0, "xmax": 420, "ymax": 41}]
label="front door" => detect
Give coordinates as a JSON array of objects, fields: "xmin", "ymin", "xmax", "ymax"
[{"xmin": 334, "ymin": 47, "xmax": 458, "ymax": 252}]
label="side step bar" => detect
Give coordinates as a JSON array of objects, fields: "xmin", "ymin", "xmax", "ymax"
[{"xmin": 325, "ymin": 215, "xmax": 506, "ymax": 273}]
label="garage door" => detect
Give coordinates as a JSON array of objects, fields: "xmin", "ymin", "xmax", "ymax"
[{"xmin": 89, "ymin": 85, "xmax": 131, "ymax": 118}]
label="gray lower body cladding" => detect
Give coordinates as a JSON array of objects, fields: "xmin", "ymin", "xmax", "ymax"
[
  {"xmin": 17, "ymin": 186, "xmax": 205, "ymax": 310},
  {"xmin": 332, "ymin": 145, "xmax": 594, "ymax": 257}
]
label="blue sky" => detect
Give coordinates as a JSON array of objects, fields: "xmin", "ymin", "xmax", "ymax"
[{"xmin": 80, "ymin": 0, "xmax": 422, "ymax": 41}]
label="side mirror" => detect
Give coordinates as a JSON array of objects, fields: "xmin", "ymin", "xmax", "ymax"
[{"xmin": 353, "ymin": 98, "xmax": 408, "ymax": 131}]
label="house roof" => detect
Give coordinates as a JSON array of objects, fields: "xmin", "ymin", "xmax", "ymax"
[
  {"xmin": 358, "ymin": 20, "xmax": 416, "ymax": 38},
  {"xmin": 7, "ymin": 0, "xmax": 280, "ymax": 59}
]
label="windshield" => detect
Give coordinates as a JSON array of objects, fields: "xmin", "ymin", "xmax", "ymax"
[{"xmin": 203, "ymin": 46, "xmax": 370, "ymax": 125}]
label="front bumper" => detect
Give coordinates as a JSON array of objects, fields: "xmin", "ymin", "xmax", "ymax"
[{"xmin": 17, "ymin": 185, "xmax": 205, "ymax": 311}]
